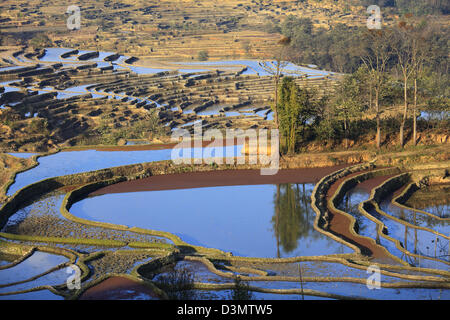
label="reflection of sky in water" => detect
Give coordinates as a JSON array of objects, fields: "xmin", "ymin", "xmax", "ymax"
[
  {"xmin": 224, "ymin": 111, "xmax": 241, "ymax": 117},
  {"xmin": 0, "ymin": 267, "xmax": 68, "ymax": 296},
  {"xmin": 336, "ymin": 184, "xmax": 449, "ymax": 269},
  {"xmin": 379, "ymin": 198, "xmax": 449, "ymax": 265},
  {"xmin": 126, "ymin": 66, "xmax": 170, "ymax": 74},
  {"xmin": 8, "ymin": 146, "xmax": 243, "ymax": 196},
  {"xmin": 7, "ymin": 153, "xmax": 38, "ymax": 158},
  {"xmin": 1, "ymin": 86, "xmax": 20, "ymax": 93},
  {"xmin": 179, "ymin": 69, "xmax": 209, "ymax": 73},
  {"xmin": 39, "ymin": 48, "xmax": 73, "ymax": 62},
  {"xmin": 249, "ymin": 280, "xmax": 450, "ymax": 300},
  {"xmin": 382, "ymin": 201, "xmax": 449, "ymax": 235},
  {"xmin": 0, "ymin": 251, "xmax": 68, "ymax": 286},
  {"xmin": 338, "ymin": 188, "xmax": 378, "ymax": 239},
  {"xmin": 337, "ymin": 187, "xmax": 416, "ymax": 265},
  {"xmin": 195, "ymin": 105, "xmax": 223, "ymax": 116},
  {"xmin": 87, "ymin": 51, "xmax": 115, "ymax": 62},
  {"xmin": 0, "ymin": 66, "xmax": 28, "ymax": 72},
  {"xmin": 71, "ymin": 183, "xmax": 351, "ymax": 258},
  {"xmin": 419, "ymin": 111, "xmax": 449, "ymax": 121},
  {"xmin": 0, "ymin": 289, "xmax": 64, "ymax": 300}
]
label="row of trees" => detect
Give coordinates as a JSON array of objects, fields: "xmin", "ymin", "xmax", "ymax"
[
  {"xmin": 264, "ymin": 15, "xmax": 448, "ymax": 76},
  {"xmin": 271, "ymin": 18, "xmax": 448, "ymax": 154},
  {"xmin": 343, "ymin": 20, "xmax": 448, "ymax": 148},
  {"xmin": 354, "ymin": 0, "xmax": 450, "ymax": 15}
]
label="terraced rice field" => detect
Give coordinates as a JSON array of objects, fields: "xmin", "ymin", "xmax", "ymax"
[
  {"xmin": 0, "ymin": 47, "xmax": 339, "ymax": 152},
  {"xmin": 0, "ymin": 141, "xmax": 448, "ymax": 300},
  {"xmin": 0, "ymin": 47, "xmax": 448, "ymax": 301}
]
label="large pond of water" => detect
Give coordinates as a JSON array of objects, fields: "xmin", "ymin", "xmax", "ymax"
[
  {"xmin": 71, "ymin": 183, "xmax": 351, "ymax": 258},
  {"xmin": 7, "ymin": 145, "xmax": 243, "ymax": 196}
]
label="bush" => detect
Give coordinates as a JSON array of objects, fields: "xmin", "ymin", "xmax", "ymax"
[
  {"xmin": 81, "ymin": 110, "xmax": 166, "ymax": 146},
  {"xmin": 229, "ymin": 277, "xmax": 253, "ymax": 300},
  {"xmin": 197, "ymin": 50, "xmax": 209, "ymax": 61},
  {"xmin": 154, "ymin": 266, "xmax": 197, "ymax": 300},
  {"xmin": 314, "ymin": 118, "xmax": 343, "ymax": 142},
  {"xmin": 29, "ymin": 118, "xmax": 49, "ymax": 134}
]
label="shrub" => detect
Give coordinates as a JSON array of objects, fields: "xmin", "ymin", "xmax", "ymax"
[
  {"xmin": 154, "ymin": 266, "xmax": 197, "ymax": 300},
  {"xmin": 29, "ymin": 118, "xmax": 49, "ymax": 134},
  {"xmin": 229, "ymin": 277, "xmax": 253, "ymax": 300},
  {"xmin": 197, "ymin": 50, "xmax": 209, "ymax": 61}
]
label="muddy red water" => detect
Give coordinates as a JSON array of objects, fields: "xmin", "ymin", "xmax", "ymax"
[
  {"xmin": 79, "ymin": 276, "xmax": 160, "ymax": 300},
  {"xmin": 326, "ymin": 172, "xmax": 402, "ymax": 264},
  {"xmin": 90, "ymin": 165, "xmax": 350, "ymax": 195}
]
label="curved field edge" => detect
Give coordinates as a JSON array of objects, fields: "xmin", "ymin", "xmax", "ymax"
[
  {"xmin": 310, "ymin": 162, "xmax": 450, "ymax": 279},
  {"xmin": 1, "ymin": 160, "xmax": 449, "ymax": 299},
  {"xmin": 0, "ymin": 240, "xmax": 87, "ymax": 298},
  {"xmin": 1, "ymin": 149, "xmax": 61, "ymax": 200},
  {"xmin": 359, "ymin": 171, "xmax": 450, "ymax": 271},
  {"xmin": 393, "ymin": 182, "xmax": 450, "ymax": 221},
  {"xmin": 327, "ymin": 166, "xmax": 405, "ymax": 264}
]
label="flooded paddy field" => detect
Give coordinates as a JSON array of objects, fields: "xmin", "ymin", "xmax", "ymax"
[
  {"xmin": 0, "ymin": 47, "xmax": 449, "ymax": 301},
  {"xmin": 71, "ymin": 183, "xmax": 351, "ymax": 258},
  {"xmin": 0, "ymin": 47, "xmax": 338, "ymax": 154},
  {"xmin": 1, "ymin": 148, "xmax": 448, "ymax": 300},
  {"xmin": 7, "ymin": 143, "xmax": 243, "ymax": 196}
]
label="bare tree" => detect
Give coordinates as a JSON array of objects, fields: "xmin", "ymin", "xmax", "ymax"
[
  {"xmin": 392, "ymin": 22, "xmax": 416, "ymax": 148},
  {"xmin": 361, "ymin": 30, "xmax": 393, "ymax": 150},
  {"xmin": 410, "ymin": 22, "xmax": 431, "ymax": 145},
  {"xmin": 260, "ymin": 36, "xmax": 291, "ymax": 130}
]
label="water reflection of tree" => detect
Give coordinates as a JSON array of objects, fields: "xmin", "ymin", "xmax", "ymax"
[
  {"xmin": 272, "ymin": 183, "xmax": 318, "ymax": 257},
  {"xmin": 341, "ymin": 190, "xmax": 369, "ymax": 236}
]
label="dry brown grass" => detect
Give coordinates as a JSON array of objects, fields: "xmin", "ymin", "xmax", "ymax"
[{"xmin": 0, "ymin": 153, "xmax": 33, "ymax": 202}]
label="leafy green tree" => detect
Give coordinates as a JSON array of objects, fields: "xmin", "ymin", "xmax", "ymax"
[{"xmin": 277, "ymin": 77, "xmax": 316, "ymax": 154}]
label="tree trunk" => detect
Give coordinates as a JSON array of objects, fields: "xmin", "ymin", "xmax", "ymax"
[
  {"xmin": 274, "ymin": 76, "xmax": 279, "ymax": 130},
  {"xmin": 344, "ymin": 118, "xmax": 348, "ymax": 149},
  {"xmin": 275, "ymin": 184, "xmax": 280, "ymax": 258},
  {"xmin": 413, "ymin": 77, "xmax": 417, "ymax": 146},
  {"xmin": 375, "ymin": 89, "xmax": 381, "ymax": 149},
  {"xmin": 400, "ymin": 75, "xmax": 408, "ymax": 147}
]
